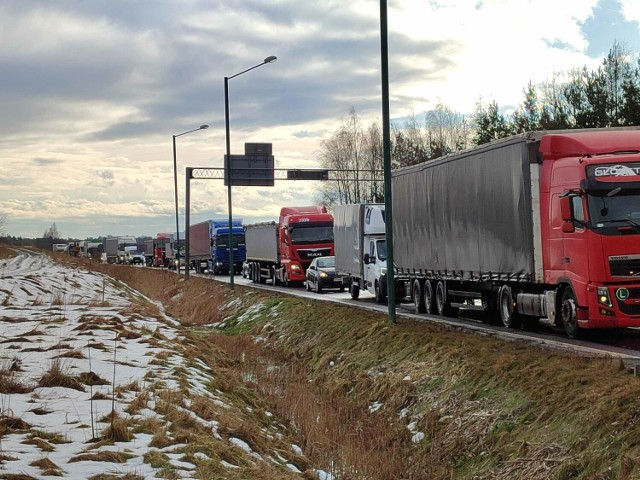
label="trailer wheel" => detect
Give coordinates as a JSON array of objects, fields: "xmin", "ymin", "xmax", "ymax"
[
  {"xmin": 413, "ymin": 280, "xmax": 426, "ymax": 313},
  {"xmin": 498, "ymin": 285, "xmax": 521, "ymax": 329},
  {"xmin": 424, "ymin": 281, "xmax": 434, "ymax": 314},
  {"xmin": 561, "ymin": 287, "xmax": 579, "ymax": 338},
  {"xmin": 350, "ymin": 281, "xmax": 360, "ymax": 300},
  {"xmin": 435, "ymin": 281, "xmax": 456, "ymax": 316}
]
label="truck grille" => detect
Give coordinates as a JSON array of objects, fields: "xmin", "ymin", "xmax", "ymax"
[
  {"xmin": 609, "ymin": 256, "xmax": 640, "ymax": 278},
  {"xmin": 615, "ymin": 288, "xmax": 640, "ymax": 315},
  {"xmin": 298, "ymin": 248, "xmax": 331, "ymax": 260}
]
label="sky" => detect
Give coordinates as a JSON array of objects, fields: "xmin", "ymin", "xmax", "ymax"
[
  {"xmin": 0, "ymin": 251, "xmax": 327, "ymax": 478},
  {"xmin": 2, "ymin": 0, "xmax": 640, "ymax": 240}
]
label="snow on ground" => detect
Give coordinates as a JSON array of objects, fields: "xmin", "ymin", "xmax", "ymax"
[
  {"xmin": 0, "ymin": 252, "xmax": 195, "ymax": 477},
  {"xmin": 0, "ymin": 252, "xmax": 236, "ymax": 478}
]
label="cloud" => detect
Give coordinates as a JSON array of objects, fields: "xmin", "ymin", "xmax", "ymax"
[{"xmin": 581, "ymin": 0, "xmax": 640, "ymax": 57}]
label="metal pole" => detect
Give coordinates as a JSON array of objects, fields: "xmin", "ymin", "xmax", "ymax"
[
  {"xmin": 172, "ymin": 125, "xmax": 208, "ymax": 280},
  {"xmin": 185, "ymin": 168, "xmax": 192, "ymax": 280},
  {"xmin": 380, "ymin": 0, "xmax": 396, "ymax": 324},
  {"xmin": 172, "ymin": 135, "xmax": 180, "ymax": 275},
  {"xmin": 223, "ymin": 56, "xmax": 276, "ymax": 289},
  {"xmin": 224, "ymin": 76, "xmax": 234, "ymax": 288}
]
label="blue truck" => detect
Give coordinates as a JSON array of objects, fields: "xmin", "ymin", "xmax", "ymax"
[{"xmin": 188, "ymin": 219, "xmax": 246, "ymax": 274}]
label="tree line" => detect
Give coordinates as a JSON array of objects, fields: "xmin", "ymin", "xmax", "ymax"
[{"xmin": 317, "ymin": 41, "xmax": 640, "ymax": 205}]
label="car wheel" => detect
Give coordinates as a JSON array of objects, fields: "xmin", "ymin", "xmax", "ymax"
[{"xmin": 305, "ymin": 279, "xmax": 311, "ymax": 291}]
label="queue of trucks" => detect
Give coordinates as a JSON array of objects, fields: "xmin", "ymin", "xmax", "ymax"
[{"xmin": 67, "ymin": 128, "xmax": 640, "ymax": 338}]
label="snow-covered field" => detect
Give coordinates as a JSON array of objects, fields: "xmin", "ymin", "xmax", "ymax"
[{"xmin": 0, "ymin": 251, "xmax": 316, "ymax": 479}]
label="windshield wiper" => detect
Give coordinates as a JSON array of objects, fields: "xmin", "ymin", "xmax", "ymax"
[{"xmin": 597, "ymin": 219, "xmax": 640, "ymax": 229}]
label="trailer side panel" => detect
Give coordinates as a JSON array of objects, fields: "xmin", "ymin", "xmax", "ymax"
[{"xmin": 392, "ymin": 137, "xmax": 536, "ymax": 280}]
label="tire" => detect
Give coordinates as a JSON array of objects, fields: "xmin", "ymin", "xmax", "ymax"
[
  {"xmin": 272, "ymin": 267, "xmax": 279, "ymax": 286},
  {"xmin": 284, "ymin": 272, "xmax": 289, "ymax": 288},
  {"xmin": 350, "ymin": 281, "xmax": 360, "ymax": 300},
  {"xmin": 435, "ymin": 281, "xmax": 456, "ymax": 317},
  {"xmin": 561, "ymin": 287, "xmax": 579, "ymax": 338},
  {"xmin": 498, "ymin": 285, "xmax": 521, "ymax": 329},
  {"xmin": 315, "ymin": 279, "xmax": 322, "ymax": 294},
  {"xmin": 413, "ymin": 280, "xmax": 426, "ymax": 313},
  {"xmin": 305, "ymin": 279, "xmax": 311, "ymax": 291},
  {"xmin": 375, "ymin": 280, "xmax": 386, "ymax": 304},
  {"xmin": 423, "ymin": 280, "xmax": 434, "ymax": 314}
]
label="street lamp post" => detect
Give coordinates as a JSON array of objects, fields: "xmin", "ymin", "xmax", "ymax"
[
  {"xmin": 224, "ymin": 55, "xmax": 277, "ymax": 289},
  {"xmin": 173, "ymin": 124, "xmax": 208, "ymax": 273}
]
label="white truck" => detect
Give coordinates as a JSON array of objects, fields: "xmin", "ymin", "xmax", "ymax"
[{"xmin": 333, "ymin": 204, "xmax": 395, "ymax": 303}]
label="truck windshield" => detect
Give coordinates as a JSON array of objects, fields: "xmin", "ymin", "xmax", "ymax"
[
  {"xmin": 587, "ymin": 189, "xmax": 640, "ymax": 230},
  {"xmin": 215, "ymin": 234, "xmax": 246, "ymax": 247},
  {"xmin": 376, "ymin": 240, "xmax": 387, "ymax": 261},
  {"xmin": 290, "ymin": 225, "xmax": 334, "ymax": 245}
]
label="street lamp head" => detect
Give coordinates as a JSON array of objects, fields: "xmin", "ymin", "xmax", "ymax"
[
  {"xmin": 263, "ymin": 55, "xmax": 278, "ymax": 64},
  {"xmin": 199, "ymin": 124, "xmax": 209, "ymax": 130}
]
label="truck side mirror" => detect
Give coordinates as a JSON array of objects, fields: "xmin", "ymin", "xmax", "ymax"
[
  {"xmin": 364, "ymin": 253, "xmax": 375, "ymax": 264},
  {"xmin": 560, "ymin": 196, "xmax": 575, "ymax": 233}
]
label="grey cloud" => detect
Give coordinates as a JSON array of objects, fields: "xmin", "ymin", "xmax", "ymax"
[{"xmin": 32, "ymin": 157, "xmax": 63, "ymax": 166}]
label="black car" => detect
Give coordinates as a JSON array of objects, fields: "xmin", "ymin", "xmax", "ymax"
[{"xmin": 305, "ymin": 256, "xmax": 347, "ymax": 293}]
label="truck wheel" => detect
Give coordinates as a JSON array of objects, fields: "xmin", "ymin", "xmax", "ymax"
[
  {"xmin": 498, "ymin": 285, "xmax": 521, "ymax": 329},
  {"xmin": 424, "ymin": 281, "xmax": 434, "ymax": 314},
  {"xmin": 375, "ymin": 280, "xmax": 386, "ymax": 304},
  {"xmin": 251, "ymin": 262, "xmax": 258, "ymax": 283},
  {"xmin": 435, "ymin": 281, "xmax": 455, "ymax": 316},
  {"xmin": 284, "ymin": 273, "xmax": 289, "ymax": 288},
  {"xmin": 272, "ymin": 267, "xmax": 279, "ymax": 286},
  {"xmin": 561, "ymin": 287, "xmax": 579, "ymax": 338},
  {"xmin": 350, "ymin": 281, "xmax": 360, "ymax": 300},
  {"xmin": 413, "ymin": 280, "xmax": 426, "ymax": 313}
]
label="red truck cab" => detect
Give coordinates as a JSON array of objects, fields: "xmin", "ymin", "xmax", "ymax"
[
  {"xmin": 278, "ymin": 206, "xmax": 334, "ymax": 283},
  {"xmin": 540, "ymin": 130, "xmax": 640, "ymax": 333}
]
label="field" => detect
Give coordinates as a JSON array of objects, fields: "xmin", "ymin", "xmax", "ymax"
[{"xmin": 1, "ymin": 245, "xmax": 640, "ymax": 479}]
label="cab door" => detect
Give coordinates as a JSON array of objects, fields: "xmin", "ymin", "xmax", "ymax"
[{"xmin": 364, "ymin": 239, "xmax": 376, "ymax": 293}]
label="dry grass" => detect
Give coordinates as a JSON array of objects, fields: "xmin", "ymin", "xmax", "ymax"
[
  {"xmin": 37, "ymin": 359, "xmax": 85, "ymax": 392},
  {"xmin": 101, "ymin": 414, "xmax": 131, "ymax": 442},
  {"xmin": 58, "ymin": 254, "xmax": 640, "ymax": 479},
  {"xmin": 29, "ymin": 456, "xmax": 63, "ymax": 475},
  {"xmin": 68, "ymin": 451, "xmax": 135, "ymax": 463},
  {"xmin": 21, "ymin": 436, "xmax": 55, "ymax": 452}
]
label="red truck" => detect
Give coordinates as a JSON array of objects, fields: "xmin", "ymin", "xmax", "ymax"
[
  {"xmin": 245, "ymin": 206, "xmax": 334, "ymax": 285},
  {"xmin": 392, "ymin": 128, "xmax": 640, "ymax": 337}
]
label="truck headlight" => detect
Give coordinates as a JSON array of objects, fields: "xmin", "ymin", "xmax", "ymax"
[
  {"xmin": 291, "ymin": 264, "xmax": 301, "ymax": 273},
  {"xmin": 380, "ymin": 267, "xmax": 387, "ymax": 276},
  {"xmin": 597, "ymin": 286, "xmax": 612, "ymax": 307}
]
